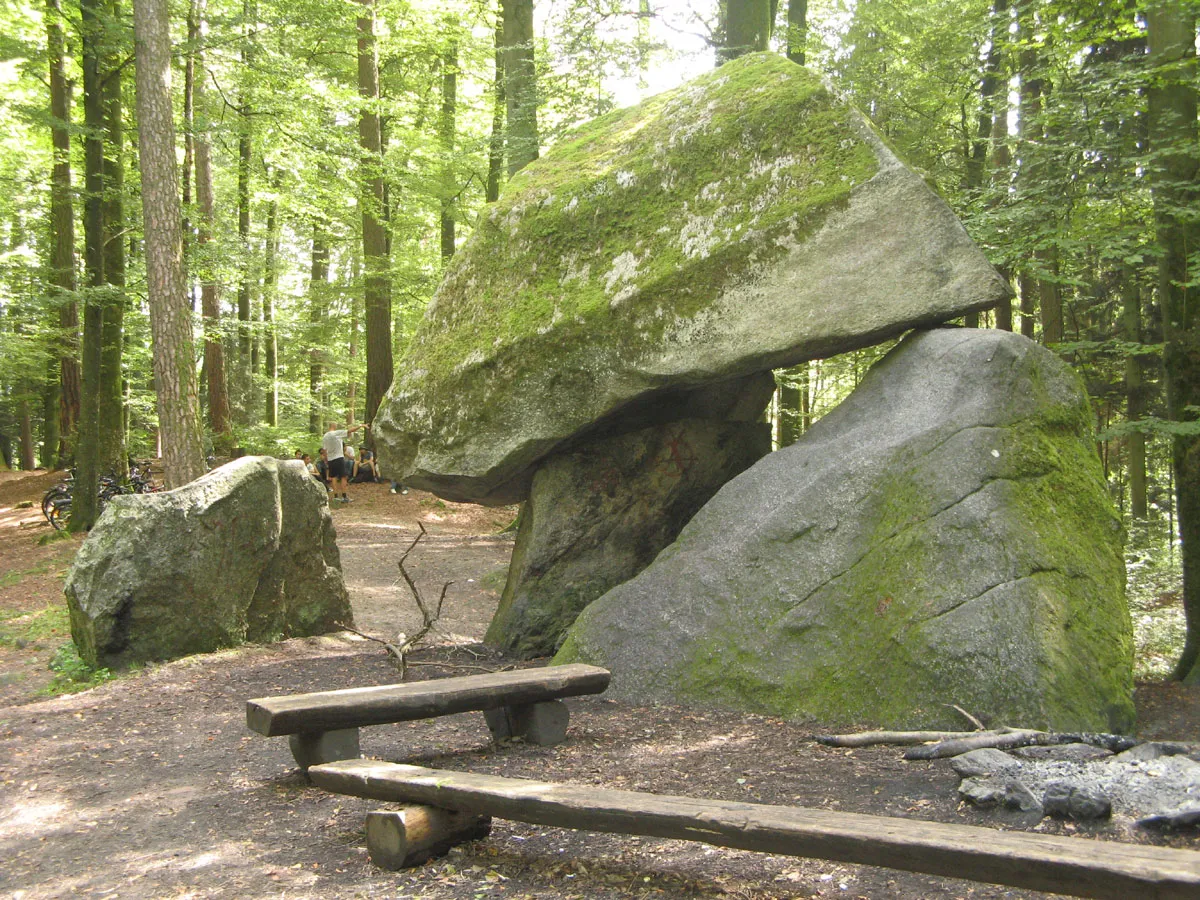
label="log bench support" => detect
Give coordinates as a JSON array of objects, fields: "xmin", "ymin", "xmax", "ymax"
[
  {"xmin": 483, "ymin": 699, "xmax": 569, "ymax": 746},
  {"xmin": 366, "ymin": 807, "xmax": 492, "ymax": 869},
  {"xmin": 309, "ymin": 760, "xmax": 1200, "ymax": 900},
  {"xmin": 288, "ymin": 728, "xmax": 362, "ymax": 770},
  {"xmin": 246, "ymin": 665, "xmax": 610, "ymax": 771}
]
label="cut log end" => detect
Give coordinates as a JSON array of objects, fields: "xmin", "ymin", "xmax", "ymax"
[
  {"xmin": 365, "ymin": 806, "xmax": 492, "ymax": 869},
  {"xmin": 289, "ymin": 728, "xmax": 361, "ymax": 771}
]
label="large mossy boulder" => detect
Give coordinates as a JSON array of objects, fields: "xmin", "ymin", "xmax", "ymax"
[
  {"xmin": 374, "ymin": 53, "xmax": 1011, "ymax": 505},
  {"xmin": 65, "ymin": 457, "xmax": 352, "ymax": 668},
  {"xmin": 486, "ymin": 415, "xmax": 772, "ymax": 658},
  {"xmin": 554, "ymin": 328, "xmax": 1136, "ymax": 733}
]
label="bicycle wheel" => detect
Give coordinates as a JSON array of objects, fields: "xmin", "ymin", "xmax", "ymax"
[
  {"xmin": 47, "ymin": 496, "xmax": 71, "ymax": 531},
  {"xmin": 42, "ymin": 486, "xmax": 71, "ymax": 525}
]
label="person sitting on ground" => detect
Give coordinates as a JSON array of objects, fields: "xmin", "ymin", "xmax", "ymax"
[
  {"xmin": 352, "ymin": 447, "xmax": 380, "ymax": 483},
  {"xmin": 316, "ymin": 447, "xmax": 330, "ymax": 489},
  {"xmin": 302, "ymin": 453, "xmax": 321, "ymax": 483}
]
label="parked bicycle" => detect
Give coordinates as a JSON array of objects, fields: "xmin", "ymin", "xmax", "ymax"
[{"xmin": 41, "ymin": 464, "xmax": 160, "ymax": 531}]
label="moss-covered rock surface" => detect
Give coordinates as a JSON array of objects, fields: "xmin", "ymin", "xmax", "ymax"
[
  {"xmin": 375, "ymin": 54, "xmax": 1010, "ymax": 505},
  {"xmin": 65, "ymin": 457, "xmax": 351, "ymax": 668},
  {"xmin": 554, "ymin": 328, "xmax": 1136, "ymax": 733},
  {"xmin": 486, "ymin": 415, "xmax": 771, "ymax": 658}
]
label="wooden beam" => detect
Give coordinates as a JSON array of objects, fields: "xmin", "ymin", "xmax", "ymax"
[
  {"xmin": 246, "ymin": 665, "xmax": 610, "ymax": 737},
  {"xmin": 309, "ymin": 760, "xmax": 1200, "ymax": 900}
]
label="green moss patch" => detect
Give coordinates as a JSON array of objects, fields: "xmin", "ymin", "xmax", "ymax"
[{"xmin": 404, "ymin": 53, "xmax": 878, "ymax": 387}]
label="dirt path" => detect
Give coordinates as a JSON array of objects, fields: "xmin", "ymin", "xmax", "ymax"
[{"xmin": 0, "ymin": 473, "xmax": 1197, "ymax": 900}]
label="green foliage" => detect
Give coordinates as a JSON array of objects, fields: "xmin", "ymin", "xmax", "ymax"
[
  {"xmin": 44, "ymin": 640, "xmax": 115, "ymax": 695},
  {"xmin": 1126, "ymin": 520, "xmax": 1187, "ymax": 681},
  {"xmin": 234, "ymin": 422, "xmax": 326, "ymax": 458}
]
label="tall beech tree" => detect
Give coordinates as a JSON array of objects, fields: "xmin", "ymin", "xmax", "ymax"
[
  {"xmin": 440, "ymin": 31, "xmax": 458, "ymax": 261},
  {"xmin": 1146, "ymin": 0, "xmax": 1200, "ymax": 682},
  {"xmin": 70, "ymin": 0, "xmax": 109, "ymax": 530},
  {"xmin": 98, "ymin": 0, "xmax": 128, "ymax": 480},
  {"xmin": 719, "ymin": 0, "xmax": 771, "ymax": 63},
  {"xmin": 357, "ymin": 0, "xmax": 392, "ymax": 425},
  {"xmin": 45, "ymin": 0, "xmax": 79, "ymax": 467},
  {"xmin": 191, "ymin": 0, "xmax": 233, "ymax": 450},
  {"xmin": 133, "ymin": 0, "xmax": 206, "ymax": 487},
  {"xmin": 501, "ymin": 0, "xmax": 538, "ymax": 175}
]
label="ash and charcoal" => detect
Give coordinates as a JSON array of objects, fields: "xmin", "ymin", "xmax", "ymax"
[{"xmin": 953, "ymin": 741, "xmax": 1200, "ymax": 828}]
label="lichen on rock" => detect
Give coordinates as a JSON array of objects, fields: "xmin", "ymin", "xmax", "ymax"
[
  {"xmin": 374, "ymin": 53, "xmax": 1010, "ymax": 505},
  {"xmin": 554, "ymin": 329, "xmax": 1135, "ymax": 733},
  {"xmin": 65, "ymin": 457, "xmax": 351, "ymax": 668}
]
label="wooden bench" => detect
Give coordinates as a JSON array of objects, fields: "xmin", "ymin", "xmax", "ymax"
[
  {"xmin": 308, "ymin": 760, "xmax": 1200, "ymax": 899},
  {"xmin": 245, "ymin": 664, "xmax": 611, "ymax": 770}
]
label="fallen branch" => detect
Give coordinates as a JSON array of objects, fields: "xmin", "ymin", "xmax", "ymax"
[
  {"xmin": 816, "ymin": 728, "xmax": 1015, "ymax": 749},
  {"xmin": 903, "ymin": 730, "xmax": 1139, "ymax": 760},
  {"xmin": 405, "ymin": 661, "xmax": 516, "ymax": 674},
  {"xmin": 945, "ymin": 703, "xmax": 985, "ymax": 731},
  {"xmin": 391, "ymin": 522, "xmax": 452, "ymax": 678},
  {"xmin": 337, "ymin": 622, "xmax": 406, "ymax": 668}
]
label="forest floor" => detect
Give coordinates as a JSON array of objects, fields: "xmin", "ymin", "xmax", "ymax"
[{"xmin": 0, "ymin": 468, "xmax": 1198, "ymax": 900}]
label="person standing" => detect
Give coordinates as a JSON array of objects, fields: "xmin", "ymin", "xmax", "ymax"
[{"xmin": 322, "ymin": 421, "xmax": 364, "ymax": 502}]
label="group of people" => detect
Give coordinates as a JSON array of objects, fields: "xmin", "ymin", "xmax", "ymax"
[{"xmin": 296, "ymin": 421, "xmax": 382, "ymax": 503}]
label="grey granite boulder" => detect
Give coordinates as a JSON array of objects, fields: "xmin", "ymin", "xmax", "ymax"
[
  {"xmin": 555, "ymin": 328, "xmax": 1134, "ymax": 732},
  {"xmin": 66, "ymin": 457, "xmax": 351, "ymax": 668},
  {"xmin": 485, "ymin": 415, "xmax": 771, "ymax": 658},
  {"xmin": 373, "ymin": 53, "xmax": 1010, "ymax": 505}
]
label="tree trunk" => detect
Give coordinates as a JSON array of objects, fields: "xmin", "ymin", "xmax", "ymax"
[
  {"xmin": 72, "ymin": 0, "xmax": 107, "ymax": 530},
  {"xmin": 786, "ymin": 0, "xmax": 807, "ymax": 65},
  {"xmin": 46, "ymin": 0, "xmax": 79, "ymax": 468},
  {"xmin": 440, "ymin": 36, "xmax": 457, "ymax": 261},
  {"xmin": 487, "ymin": 10, "xmax": 505, "ymax": 203},
  {"xmin": 358, "ymin": 0, "xmax": 393, "ymax": 425},
  {"xmin": 988, "ymin": 2, "xmax": 1014, "ymax": 333},
  {"xmin": 501, "ymin": 0, "xmax": 539, "ymax": 176},
  {"xmin": 348, "ymin": 280, "xmax": 360, "ymax": 427},
  {"xmin": 134, "ymin": 0, "xmax": 207, "ymax": 488},
  {"xmin": 99, "ymin": 0, "xmax": 127, "ymax": 481},
  {"xmin": 719, "ymin": 0, "xmax": 771, "ymax": 65},
  {"xmin": 778, "ymin": 378, "xmax": 801, "ymax": 447},
  {"xmin": 309, "ymin": 216, "xmax": 329, "ymax": 435},
  {"xmin": 192, "ymin": 0, "xmax": 233, "ymax": 450},
  {"xmin": 1016, "ymin": 1, "xmax": 1061, "ymax": 346},
  {"xmin": 42, "ymin": 358, "xmax": 61, "ymax": 468},
  {"xmin": 235, "ymin": 0, "xmax": 255, "ymax": 419},
  {"xmin": 1124, "ymin": 272, "xmax": 1147, "ymax": 519},
  {"xmin": 1038, "ymin": 247, "xmax": 1063, "ymax": 345},
  {"xmin": 18, "ymin": 399, "xmax": 35, "ymax": 470},
  {"xmin": 263, "ymin": 170, "xmax": 280, "ymax": 426},
  {"xmin": 1146, "ymin": 1, "xmax": 1200, "ymax": 682},
  {"xmin": 182, "ymin": 0, "xmax": 194, "ymax": 288}
]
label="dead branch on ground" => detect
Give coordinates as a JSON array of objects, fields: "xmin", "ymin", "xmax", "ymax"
[
  {"xmin": 817, "ymin": 726, "xmax": 1139, "ymax": 758},
  {"xmin": 339, "ymin": 522, "xmax": 455, "ymax": 677}
]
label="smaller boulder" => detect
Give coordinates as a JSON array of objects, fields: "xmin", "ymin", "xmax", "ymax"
[
  {"xmin": 1003, "ymin": 781, "xmax": 1043, "ymax": 814},
  {"xmin": 950, "ymin": 748, "xmax": 1021, "ymax": 778},
  {"xmin": 1043, "ymin": 781, "xmax": 1112, "ymax": 820},
  {"xmin": 958, "ymin": 778, "xmax": 1006, "ymax": 807},
  {"xmin": 66, "ymin": 457, "xmax": 352, "ymax": 668}
]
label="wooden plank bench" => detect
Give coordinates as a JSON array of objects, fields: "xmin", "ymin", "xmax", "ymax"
[
  {"xmin": 308, "ymin": 759, "xmax": 1200, "ymax": 900},
  {"xmin": 245, "ymin": 664, "xmax": 610, "ymax": 770}
]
